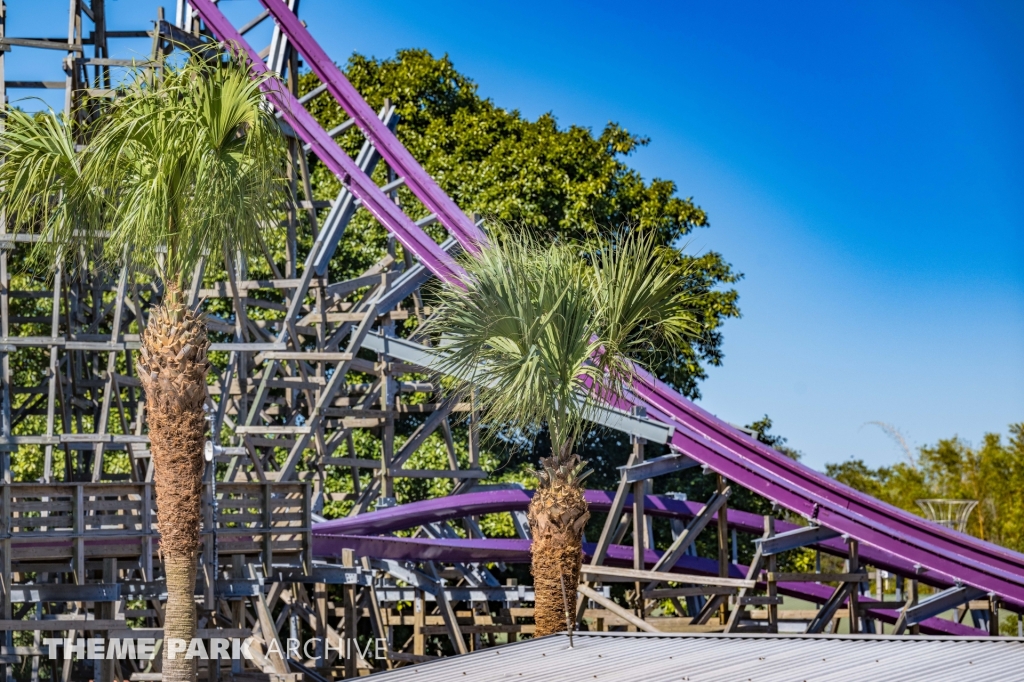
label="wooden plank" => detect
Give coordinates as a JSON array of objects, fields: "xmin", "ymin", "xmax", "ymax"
[
  {"xmin": 262, "ymin": 352, "xmax": 353, "ymax": 362},
  {"xmin": 581, "ymin": 565, "xmax": 755, "ymax": 589},
  {"xmin": 577, "ymin": 584, "xmax": 659, "ymax": 633},
  {"xmin": 106, "ymin": 628, "xmax": 252, "ymax": 639},
  {"xmin": 643, "ymin": 586, "xmax": 738, "ymax": 599},
  {"xmin": 386, "ymin": 652, "xmax": 441, "ymax": 664},
  {"xmin": 9, "ymin": 584, "xmax": 120, "ymax": 603},
  {"xmin": 0, "ymin": 38, "xmax": 83, "ymax": 51},
  {"xmin": 387, "ymin": 468, "xmax": 487, "ymax": 479},
  {"xmin": 235, "ymin": 425, "xmax": 311, "ymax": 435},
  {"xmin": 747, "ymin": 609, "xmax": 848, "ymax": 620},
  {"xmin": 324, "ymin": 457, "xmax": 382, "ymax": 469},
  {"xmin": 767, "ymin": 572, "xmax": 869, "ymax": 583},
  {"xmin": 0, "ymin": 619, "xmax": 123, "ymax": 631}
]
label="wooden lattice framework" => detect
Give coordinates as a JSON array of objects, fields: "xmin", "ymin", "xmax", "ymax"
[
  {"xmin": 0, "ymin": 3, "xmax": 1011, "ymax": 682},
  {"xmin": 0, "ymin": 2, "xmax": 494, "ymax": 679}
]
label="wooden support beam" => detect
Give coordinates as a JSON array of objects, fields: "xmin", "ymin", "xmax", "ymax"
[
  {"xmin": 765, "ymin": 516, "xmax": 779, "ymax": 633},
  {"xmin": 848, "ymin": 538, "xmax": 860, "ymax": 634},
  {"xmin": 577, "ymin": 584, "xmax": 660, "ymax": 633},
  {"xmin": 643, "ymin": 586, "xmax": 738, "ymax": 599},
  {"xmin": 631, "ymin": 430, "xmax": 646, "ymax": 618},
  {"xmin": 650, "ymin": 487, "xmax": 731, "ymax": 585},
  {"xmin": 765, "ymin": 572, "xmax": 870, "ymax": 583},
  {"xmin": 724, "ymin": 546, "xmax": 764, "ymax": 633},
  {"xmin": 425, "ymin": 562, "xmax": 468, "ymax": 656},
  {"xmin": 581, "ymin": 565, "xmax": 754, "ymax": 589},
  {"xmin": 716, "ymin": 474, "xmax": 730, "ymax": 624}
]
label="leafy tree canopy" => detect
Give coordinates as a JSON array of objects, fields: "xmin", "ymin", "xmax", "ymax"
[
  {"xmin": 300, "ymin": 51, "xmax": 759, "ymax": 561},
  {"xmin": 826, "ymin": 423, "xmax": 1024, "ymax": 552},
  {"xmin": 300, "ymin": 49, "xmax": 741, "ymax": 398}
]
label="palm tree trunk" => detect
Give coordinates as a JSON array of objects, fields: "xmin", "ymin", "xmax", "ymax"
[
  {"xmin": 163, "ymin": 554, "xmax": 199, "ymax": 681},
  {"xmin": 528, "ymin": 452, "xmax": 590, "ymax": 637},
  {"xmin": 139, "ymin": 291, "xmax": 210, "ymax": 682}
]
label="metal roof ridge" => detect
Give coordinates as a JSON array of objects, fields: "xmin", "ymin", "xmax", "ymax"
[{"xmin": 547, "ymin": 631, "xmax": 1024, "ymax": 643}]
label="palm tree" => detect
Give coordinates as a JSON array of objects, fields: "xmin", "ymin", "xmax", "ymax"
[
  {"xmin": 0, "ymin": 54, "xmax": 285, "ymax": 681},
  {"xmin": 428, "ymin": 229, "xmax": 702, "ymax": 636}
]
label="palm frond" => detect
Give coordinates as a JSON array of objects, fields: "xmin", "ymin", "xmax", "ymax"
[
  {"xmin": 83, "ymin": 51, "xmax": 286, "ymax": 288},
  {"xmin": 428, "ymin": 231, "xmax": 603, "ymax": 455},
  {"xmin": 0, "ymin": 51, "xmax": 286, "ymax": 289},
  {"xmin": 427, "ymin": 227, "xmax": 704, "ymax": 459},
  {"xmin": 587, "ymin": 229, "xmax": 705, "ymax": 386},
  {"xmin": 0, "ymin": 108, "xmax": 103, "ymax": 272}
]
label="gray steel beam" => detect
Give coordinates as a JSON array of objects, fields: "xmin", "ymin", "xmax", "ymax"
[
  {"xmin": 895, "ymin": 585, "xmax": 986, "ymax": 633},
  {"xmin": 9, "ymin": 584, "xmax": 121, "ymax": 603},
  {"xmin": 424, "ymin": 561, "xmax": 468, "ymax": 655},
  {"xmin": 805, "ymin": 583, "xmax": 853, "ymax": 634},
  {"xmin": 361, "ymin": 331, "xmax": 673, "ymax": 444},
  {"xmin": 650, "ymin": 487, "xmax": 731, "ymax": 579},
  {"xmin": 756, "ymin": 523, "xmax": 840, "ymax": 556},
  {"xmin": 274, "ymin": 564, "xmax": 368, "ymax": 586},
  {"xmin": 312, "ymin": 104, "xmax": 398, "ymax": 276},
  {"xmin": 374, "ymin": 587, "xmax": 538, "ymax": 603},
  {"xmin": 511, "ymin": 511, "xmax": 531, "ymax": 540},
  {"xmin": 373, "ymin": 234, "xmax": 457, "ymax": 312},
  {"xmin": 619, "ymin": 452, "xmax": 698, "ymax": 482}
]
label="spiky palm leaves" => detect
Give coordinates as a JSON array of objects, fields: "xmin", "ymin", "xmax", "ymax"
[
  {"xmin": 428, "ymin": 230, "xmax": 702, "ymax": 636},
  {"xmin": 87, "ymin": 61, "xmax": 284, "ymax": 290},
  {"xmin": 0, "ymin": 53, "xmax": 285, "ymax": 682},
  {"xmin": 0, "ymin": 109, "xmax": 99, "ymax": 272}
]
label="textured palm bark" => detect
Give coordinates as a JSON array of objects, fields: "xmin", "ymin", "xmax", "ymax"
[
  {"xmin": 162, "ymin": 554, "xmax": 199, "ymax": 681},
  {"xmin": 527, "ymin": 453, "xmax": 590, "ymax": 637},
  {"xmin": 138, "ymin": 292, "xmax": 210, "ymax": 682}
]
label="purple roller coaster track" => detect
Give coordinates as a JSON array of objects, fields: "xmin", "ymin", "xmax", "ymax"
[
  {"xmin": 4, "ymin": 4, "xmax": 1019, "ymax": 678},
  {"xmin": 310, "ymin": 490, "xmax": 980, "ymax": 635},
  {"xmin": 191, "ymin": 0, "xmax": 1024, "ymax": 620}
]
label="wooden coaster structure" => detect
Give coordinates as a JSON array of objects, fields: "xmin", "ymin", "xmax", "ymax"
[
  {"xmin": 0, "ymin": 2, "xmax": 653, "ymax": 679},
  {"xmin": 0, "ymin": 2, "xmax": 1020, "ymax": 682},
  {"xmin": 0, "ymin": 2, "xmax": 497, "ymax": 679}
]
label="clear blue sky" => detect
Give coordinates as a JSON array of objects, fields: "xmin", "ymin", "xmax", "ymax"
[{"xmin": 10, "ymin": 1, "xmax": 1023, "ymax": 470}]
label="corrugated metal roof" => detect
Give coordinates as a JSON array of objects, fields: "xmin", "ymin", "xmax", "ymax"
[{"xmin": 370, "ymin": 632, "xmax": 1024, "ymax": 681}]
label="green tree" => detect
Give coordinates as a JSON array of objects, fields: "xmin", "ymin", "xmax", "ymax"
[
  {"xmin": 300, "ymin": 49, "xmax": 740, "ymax": 399},
  {"xmin": 9, "ymin": 48, "xmax": 742, "ymax": 489},
  {"xmin": 426, "ymin": 229, "xmax": 704, "ymax": 636},
  {"xmin": 826, "ymin": 424, "xmax": 1024, "ymax": 552},
  {"xmin": 0, "ymin": 55, "xmax": 286, "ymax": 682}
]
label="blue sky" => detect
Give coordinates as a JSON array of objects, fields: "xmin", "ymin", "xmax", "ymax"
[{"xmin": 10, "ymin": 1, "xmax": 1023, "ymax": 469}]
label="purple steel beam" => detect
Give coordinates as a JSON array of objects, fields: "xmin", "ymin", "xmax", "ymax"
[
  {"xmin": 588, "ymin": 334, "xmax": 1024, "ymax": 604},
  {"xmin": 313, "ymin": 533, "xmax": 980, "ymax": 636},
  {"xmin": 6, "ymin": 529, "xmax": 977, "ymax": 635},
  {"xmin": 665, "ymin": 422, "xmax": 1024, "ymax": 606},
  {"xmin": 315, "ymin": 535, "xmax": 740, "ymax": 578},
  {"xmin": 309, "ymin": 489, "xmax": 994, "ymax": 607},
  {"xmin": 621, "ymin": 371, "xmax": 1024, "ymax": 605},
  {"xmin": 191, "ymin": 0, "xmax": 1024, "ymax": 609},
  {"xmin": 189, "ymin": 0, "xmax": 465, "ymax": 286},
  {"xmin": 257, "ymin": 0, "xmax": 487, "ymax": 253},
  {"xmin": 581, "ymin": 346, "xmax": 1024, "ymax": 603},
  {"xmin": 634, "ymin": 365, "xmax": 1024, "ymax": 572}
]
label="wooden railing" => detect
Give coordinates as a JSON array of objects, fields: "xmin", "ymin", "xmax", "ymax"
[{"xmin": 0, "ymin": 481, "xmax": 311, "ymax": 574}]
